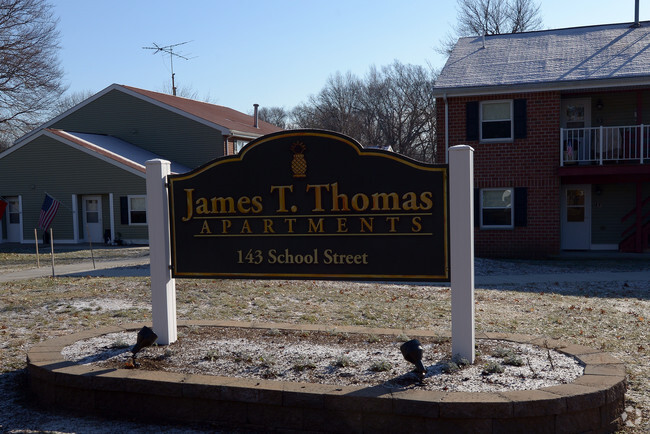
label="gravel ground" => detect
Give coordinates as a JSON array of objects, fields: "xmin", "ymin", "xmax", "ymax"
[
  {"xmin": 62, "ymin": 327, "xmax": 584, "ymax": 393},
  {"xmin": 0, "ymin": 246, "xmax": 649, "ymax": 433}
]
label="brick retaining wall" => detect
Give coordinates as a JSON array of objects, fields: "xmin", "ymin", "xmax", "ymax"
[{"xmin": 27, "ymin": 321, "xmax": 626, "ymax": 433}]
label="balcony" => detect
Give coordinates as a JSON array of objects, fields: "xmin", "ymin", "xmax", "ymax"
[{"xmin": 560, "ymin": 125, "xmax": 649, "ymax": 166}]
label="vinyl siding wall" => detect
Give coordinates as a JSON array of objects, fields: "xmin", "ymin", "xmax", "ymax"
[
  {"xmin": 0, "ymin": 136, "xmax": 148, "ymax": 242},
  {"xmin": 51, "ymin": 90, "xmax": 223, "ymax": 169},
  {"xmin": 591, "ymin": 183, "xmax": 636, "ymax": 245}
]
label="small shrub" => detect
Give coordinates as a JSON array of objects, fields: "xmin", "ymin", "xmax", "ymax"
[
  {"xmin": 370, "ymin": 359, "xmax": 392, "ymax": 372},
  {"xmin": 293, "ymin": 356, "xmax": 317, "ymax": 371},
  {"xmin": 396, "ymin": 334, "xmax": 410, "ymax": 342},
  {"xmin": 491, "ymin": 347, "xmax": 514, "ymax": 359},
  {"xmin": 333, "ymin": 355, "xmax": 356, "ymax": 368},
  {"xmin": 258, "ymin": 353, "xmax": 276, "ymax": 368},
  {"xmin": 482, "ymin": 361, "xmax": 505, "ymax": 375},
  {"xmin": 452, "ymin": 354, "xmax": 470, "ymax": 367},
  {"xmin": 503, "ymin": 354, "xmax": 524, "ymax": 366},
  {"xmin": 204, "ymin": 349, "xmax": 221, "ymax": 361},
  {"xmin": 233, "ymin": 350, "xmax": 254, "ymax": 363},
  {"xmin": 366, "ymin": 334, "xmax": 381, "ymax": 344},
  {"xmin": 441, "ymin": 361, "xmax": 460, "ymax": 374}
]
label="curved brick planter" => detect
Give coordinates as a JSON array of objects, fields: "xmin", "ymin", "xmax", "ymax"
[{"xmin": 27, "ymin": 321, "xmax": 626, "ymax": 433}]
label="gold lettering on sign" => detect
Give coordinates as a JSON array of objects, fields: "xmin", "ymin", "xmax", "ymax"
[{"xmin": 270, "ymin": 185, "xmax": 293, "ymax": 212}]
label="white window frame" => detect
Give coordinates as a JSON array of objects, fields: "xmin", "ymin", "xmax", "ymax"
[
  {"xmin": 7, "ymin": 197, "xmax": 20, "ymax": 224},
  {"xmin": 127, "ymin": 195, "xmax": 147, "ymax": 226},
  {"xmin": 480, "ymin": 100, "xmax": 513, "ymax": 142},
  {"xmin": 480, "ymin": 187, "xmax": 514, "ymax": 229},
  {"xmin": 234, "ymin": 139, "xmax": 249, "ymax": 153}
]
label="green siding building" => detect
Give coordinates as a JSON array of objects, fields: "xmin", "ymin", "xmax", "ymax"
[{"xmin": 0, "ymin": 84, "xmax": 282, "ymax": 245}]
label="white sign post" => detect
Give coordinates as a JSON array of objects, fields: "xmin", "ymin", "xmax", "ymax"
[
  {"xmin": 449, "ymin": 145, "xmax": 475, "ymax": 363},
  {"xmin": 146, "ymin": 159, "xmax": 177, "ymax": 345}
]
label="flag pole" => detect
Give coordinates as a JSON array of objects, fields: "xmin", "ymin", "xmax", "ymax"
[
  {"xmin": 34, "ymin": 229, "xmax": 40, "ymax": 268},
  {"xmin": 50, "ymin": 228, "xmax": 55, "ymax": 278}
]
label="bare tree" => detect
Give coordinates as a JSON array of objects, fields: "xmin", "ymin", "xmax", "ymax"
[
  {"xmin": 438, "ymin": 0, "xmax": 542, "ymax": 55},
  {"xmin": 257, "ymin": 106, "xmax": 290, "ymax": 129},
  {"xmin": 292, "ymin": 72, "xmax": 364, "ymax": 137},
  {"xmin": 508, "ymin": 0, "xmax": 542, "ymax": 33},
  {"xmin": 49, "ymin": 90, "xmax": 95, "ymax": 117},
  {"xmin": 291, "ymin": 62, "xmax": 437, "ymax": 162},
  {"xmin": 360, "ymin": 62, "xmax": 437, "ymax": 161},
  {"xmin": 0, "ymin": 0, "xmax": 65, "ymax": 149}
]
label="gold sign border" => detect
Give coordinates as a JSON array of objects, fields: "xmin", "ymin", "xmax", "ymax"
[{"xmin": 168, "ymin": 130, "xmax": 449, "ymax": 281}]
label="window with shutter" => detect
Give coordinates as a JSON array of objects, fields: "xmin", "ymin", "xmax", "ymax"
[
  {"xmin": 480, "ymin": 188, "xmax": 513, "ymax": 228},
  {"xmin": 481, "ymin": 101, "xmax": 513, "ymax": 141}
]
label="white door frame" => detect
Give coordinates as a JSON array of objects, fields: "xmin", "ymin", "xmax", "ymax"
[
  {"xmin": 6, "ymin": 196, "xmax": 23, "ymax": 243},
  {"xmin": 561, "ymin": 98, "xmax": 592, "ymax": 161},
  {"xmin": 561, "ymin": 184, "xmax": 592, "ymax": 250},
  {"xmin": 82, "ymin": 195, "xmax": 103, "ymax": 243},
  {"xmin": 560, "ymin": 98, "xmax": 592, "ymax": 128}
]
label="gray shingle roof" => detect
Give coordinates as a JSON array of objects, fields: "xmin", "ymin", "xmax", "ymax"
[{"xmin": 434, "ymin": 21, "xmax": 650, "ymax": 95}]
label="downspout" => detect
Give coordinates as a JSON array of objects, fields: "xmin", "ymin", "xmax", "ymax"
[{"xmin": 444, "ymin": 93, "xmax": 449, "ymax": 164}]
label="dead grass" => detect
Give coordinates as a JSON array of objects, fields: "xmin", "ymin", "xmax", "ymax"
[{"xmin": 0, "ymin": 246, "xmax": 649, "ymax": 432}]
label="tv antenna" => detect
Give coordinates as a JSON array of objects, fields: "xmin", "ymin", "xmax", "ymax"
[{"xmin": 143, "ymin": 41, "xmax": 192, "ymax": 96}]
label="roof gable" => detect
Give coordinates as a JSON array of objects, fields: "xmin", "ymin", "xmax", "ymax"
[
  {"xmin": 16, "ymin": 84, "xmax": 283, "ymax": 145},
  {"xmin": 434, "ymin": 21, "xmax": 650, "ymax": 95},
  {"xmin": 122, "ymin": 86, "xmax": 282, "ymax": 137},
  {"xmin": 1, "ymin": 129, "xmax": 190, "ymax": 178}
]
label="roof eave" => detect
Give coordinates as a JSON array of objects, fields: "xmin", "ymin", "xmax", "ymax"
[
  {"xmin": 14, "ymin": 84, "xmax": 236, "ymax": 147},
  {"xmin": 228, "ymin": 130, "xmax": 266, "ymax": 140},
  {"xmin": 433, "ymin": 76, "xmax": 650, "ymax": 97}
]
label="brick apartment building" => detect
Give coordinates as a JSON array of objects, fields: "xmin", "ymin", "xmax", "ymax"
[{"xmin": 434, "ymin": 22, "xmax": 650, "ymax": 258}]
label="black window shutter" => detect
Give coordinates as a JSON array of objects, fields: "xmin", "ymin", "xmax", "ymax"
[
  {"xmin": 513, "ymin": 99, "xmax": 527, "ymax": 139},
  {"xmin": 474, "ymin": 188, "xmax": 480, "ymax": 227},
  {"xmin": 514, "ymin": 187, "xmax": 527, "ymax": 227},
  {"xmin": 466, "ymin": 101, "xmax": 479, "ymax": 141},
  {"xmin": 120, "ymin": 196, "xmax": 129, "ymax": 225}
]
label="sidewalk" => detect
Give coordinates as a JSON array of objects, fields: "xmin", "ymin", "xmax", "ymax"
[
  {"xmin": 2, "ymin": 255, "xmax": 649, "ymax": 285},
  {"xmin": 475, "ymin": 270, "xmax": 650, "ymax": 286},
  {"xmin": 0, "ymin": 256, "xmax": 151, "ymax": 282}
]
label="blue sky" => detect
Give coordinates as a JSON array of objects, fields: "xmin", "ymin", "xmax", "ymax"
[{"xmin": 54, "ymin": 1, "xmax": 648, "ymax": 115}]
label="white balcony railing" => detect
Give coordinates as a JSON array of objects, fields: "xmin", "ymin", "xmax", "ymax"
[{"xmin": 560, "ymin": 125, "xmax": 649, "ymax": 166}]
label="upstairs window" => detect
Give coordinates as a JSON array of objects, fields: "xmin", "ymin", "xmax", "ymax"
[
  {"xmin": 481, "ymin": 101, "xmax": 512, "ymax": 141},
  {"xmin": 466, "ymin": 99, "xmax": 526, "ymax": 142}
]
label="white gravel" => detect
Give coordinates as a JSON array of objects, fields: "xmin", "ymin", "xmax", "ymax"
[{"xmin": 62, "ymin": 330, "xmax": 584, "ymax": 393}]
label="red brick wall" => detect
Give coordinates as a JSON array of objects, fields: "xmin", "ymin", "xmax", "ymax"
[{"xmin": 437, "ymin": 92, "xmax": 562, "ymax": 258}]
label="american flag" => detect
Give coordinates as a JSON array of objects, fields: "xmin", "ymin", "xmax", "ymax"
[{"xmin": 38, "ymin": 194, "xmax": 60, "ymax": 231}]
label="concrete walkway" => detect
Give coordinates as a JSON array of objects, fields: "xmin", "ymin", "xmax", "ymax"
[
  {"xmin": 2, "ymin": 255, "xmax": 649, "ymax": 286},
  {"xmin": 475, "ymin": 270, "xmax": 650, "ymax": 286},
  {"xmin": 0, "ymin": 256, "xmax": 150, "ymax": 282}
]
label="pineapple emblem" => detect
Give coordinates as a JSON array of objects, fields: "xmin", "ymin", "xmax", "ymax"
[{"xmin": 290, "ymin": 141, "xmax": 307, "ymax": 178}]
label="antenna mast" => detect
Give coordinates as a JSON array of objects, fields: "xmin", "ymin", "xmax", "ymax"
[{"xmin": 143, "ymin": 41, "xmax": 192, "ymax": 96}]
